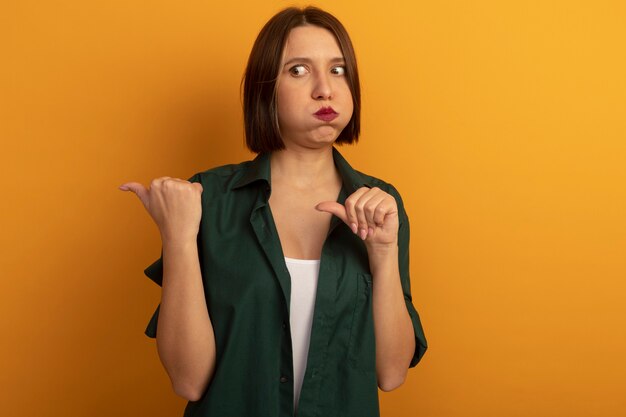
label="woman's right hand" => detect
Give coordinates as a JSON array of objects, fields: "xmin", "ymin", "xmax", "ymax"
[{"xmin": 119, "ymin": 177, "xmax": 203, "ymax": 244}]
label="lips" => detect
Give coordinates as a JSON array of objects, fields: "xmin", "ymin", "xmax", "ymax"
[{"xmin": 314, "ymin": 106, "xmax": 338, "ymax": 122}]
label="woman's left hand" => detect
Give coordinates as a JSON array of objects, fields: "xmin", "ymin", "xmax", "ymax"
[{"xmin": 316, "ymin": 187, "xmax": 399, "ymax": 250}]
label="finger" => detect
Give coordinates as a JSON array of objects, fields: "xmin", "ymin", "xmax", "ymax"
[
  {"xmin": 153, "ymin": 176, "xmax": 172, "ymax": 186},
  {"xmin": 353, "ymin": 188, "xmax": 380, "ymax": 239},
  {"xmin": 315, "ymin": 201, "xmax": 348, "ymax": 224},
  {"xmin": 372, "ymin": 199, "xmax": 395, "ymax": 226},
  {"xmin": 150, "ymin": 177, "xmax": 166, "ymax": 191},
  {"xmin": 192, "ymin": 182, "xmax": 203, "ymax": 193},
  {"xmin": 167, "ymin": 178, "xmax": 202, "ymax": 193},
  {"xmin": 344, "ymin": 187, "xmax": 370, "ymax": 234},
  {"xmin": 119, "ymin": 182, "xmax": 149, "ymax": 209},
  {"xmin": 364, "ymin": 194, "xmax": 387, "ymax": 229}
]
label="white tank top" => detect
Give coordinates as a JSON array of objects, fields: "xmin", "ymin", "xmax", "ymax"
[{"xmin": 284, "ymin": 256, "xmax": 320, "ymax": 413}]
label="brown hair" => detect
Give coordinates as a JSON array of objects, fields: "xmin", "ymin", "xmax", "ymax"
[{"xmin": 242, "ymin": 6, "xmax": 361, "ymax": 154}]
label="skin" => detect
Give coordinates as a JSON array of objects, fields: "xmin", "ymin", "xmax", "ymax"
[
  {"xmin": 119, "ymin": 24, "xmax": 415, "ymax": 400},
  {"xmin": 119, "ymin": 177, "xmax": 215, "ymax": 401},
  {"xmin": 273, "ymin": 25, "xmax": 415, "ymax": 390},
  {"xmin": 275, "ymin": 25, "xmax": 353, "ymax": 148}
]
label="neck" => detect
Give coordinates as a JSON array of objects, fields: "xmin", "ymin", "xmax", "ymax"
[{"xmin": 270, "ymin": 145, "xmax": 339, "ymax": 190}]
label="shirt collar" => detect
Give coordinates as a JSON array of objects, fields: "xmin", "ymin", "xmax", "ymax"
[
  {"xmin": 231, "ymin": 146, "xmax": 373, "ymax": 194},
  {"xmin": 231, "ymin": 151, "xmax": 271, "ymax": 190}
]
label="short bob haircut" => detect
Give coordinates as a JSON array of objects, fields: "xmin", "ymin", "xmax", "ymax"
[{"xmin": 243, "ymin": 6, "xmax": 361, "ymax": 154}]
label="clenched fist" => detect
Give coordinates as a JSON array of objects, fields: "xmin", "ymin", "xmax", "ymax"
[{"xmin": 119, "ymin": 177, "xmax": 203, "ymax": 244}]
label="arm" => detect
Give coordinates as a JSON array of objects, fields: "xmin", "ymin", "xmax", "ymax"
[
  {"xmin": 120, "ymin": 176, "xmax": 216, "ymax": 401},
  {"xmin": 369, "ymin": 244, "xmax": 415, "ymax": 391},
  {"xmin": 157, "ymin": 238, "xmax": 216, "ymax": 401},
  {"xmin": 316, "ymin": 185, "xmax": 420, "ymax": 391}
]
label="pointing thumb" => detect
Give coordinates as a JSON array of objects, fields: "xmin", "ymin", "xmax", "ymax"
[
  {"xmin": 119, "ymin": 182, "xmax": 149, "ymax": 209},
  {"xmin": 315, "ymin": 201, "xmax": 348, "ymax": 225}
]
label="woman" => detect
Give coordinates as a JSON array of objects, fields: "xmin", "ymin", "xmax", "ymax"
[{"xmin": 120, "ymin": 6, "xmax": 427, "ymax": 417}]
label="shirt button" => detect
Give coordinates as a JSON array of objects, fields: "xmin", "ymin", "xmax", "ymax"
[
  {"xmin": 282, "ymin": 321, "xmax": 287, "ymax": 329},
  {"xmin": 280, "ymin": 376, "xmax": 288, "ymax": 383}
]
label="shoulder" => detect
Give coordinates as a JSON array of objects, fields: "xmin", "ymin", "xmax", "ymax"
[
  {"xmin": 189, "ymin": 159, "xmax": 254, "ymax": 181},
  {"xmin": 187, "ymin": 159, "xmax": 259, "ymax": 193}
]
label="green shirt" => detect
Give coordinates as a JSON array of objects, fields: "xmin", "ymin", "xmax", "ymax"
[{"xmin": 143, "ymin": 147, "xmax": 427, "ymax": 417}]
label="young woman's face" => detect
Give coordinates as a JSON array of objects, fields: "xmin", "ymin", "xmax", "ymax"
[{"xmin": 276, "ymin": 25, "xmax": 353, "ymax": 150}]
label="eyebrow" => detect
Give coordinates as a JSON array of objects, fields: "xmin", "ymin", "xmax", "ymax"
[{"xmin": 282, "ymin": 57, "xmax": 346, "ymax": 67}]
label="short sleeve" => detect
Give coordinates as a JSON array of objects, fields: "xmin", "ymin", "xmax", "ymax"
[
  {"xmin": 142, "ymin": 172, "xmax": 201, "ymax": 339},
  {"xmin": 143, "ymin": 255, "xmax": 163, "ymax": 338},
  {"xmin": 389, "ymin": 183, "xmax": 428, "ymax": 367}
]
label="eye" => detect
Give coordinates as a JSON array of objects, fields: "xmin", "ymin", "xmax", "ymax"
[
  {"xmin": 331, "ymin": 66, "xmax": 346, "ymax": 75},
  {"xmin": 289, "ymin": 65, "xmax": 308, "ymax": 76}
]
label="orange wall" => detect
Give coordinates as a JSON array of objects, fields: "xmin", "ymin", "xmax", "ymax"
[{"xmin": 2, "ymin": 1, "xmax": 625, "ymax": 416}]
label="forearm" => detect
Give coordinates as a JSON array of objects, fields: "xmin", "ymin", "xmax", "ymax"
[
  {"xmin": 157, "ymin": 239, "xmax": 216, "ymax": 401},
  {"xmin": 369, "ymin": 244, "xmax": 415, "ymax": 392}
]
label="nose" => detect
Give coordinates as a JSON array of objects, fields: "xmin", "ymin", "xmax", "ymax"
[{"xmin": 311, "ymin": 71, "xmax": 332, "ymax": 100}]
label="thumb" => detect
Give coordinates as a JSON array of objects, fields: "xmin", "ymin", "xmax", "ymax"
[
  {"xmin": 315, "ymin": 201, "xmax": 348, "ymax": 224},
  {"xmin": 119, "ymin": 182, "xmax": 150, "ymax": 209}
]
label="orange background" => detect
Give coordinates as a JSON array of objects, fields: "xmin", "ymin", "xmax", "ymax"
[{"xmin": 2, "ymin": 1, "xmax": 625, "ymax": 416}]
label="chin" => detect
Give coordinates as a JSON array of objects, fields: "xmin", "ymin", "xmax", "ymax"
[{"xmin": 313, "ymin": 133, "xmax": 340, "ymax": 145}]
